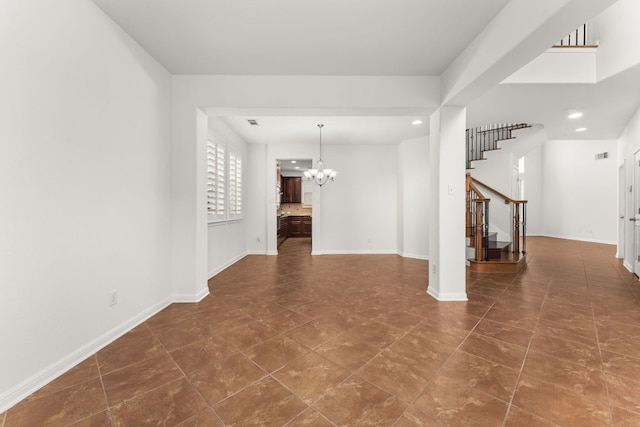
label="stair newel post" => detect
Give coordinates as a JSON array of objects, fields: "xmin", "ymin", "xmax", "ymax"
[
  {"xmin": 513, "ymin": 202, "xmax": 521, "ymax": 255},
  {"xmin": 484, "ymin": 201, "xmax": 490, "ymax": 261},
  {"xmin": 465, "ymin": 174, "xmax": 472, "ymax": 237},
  {"xmin": 522, "ymin": 203, "xmax": 527, "ymax": 255},
  {"xmin": 474, "ymin": 200, "xmax": 484, "ymax": 261},
  {"xmin": 509, "ymin": 202, "xmax": 514, "ymax": 253}
]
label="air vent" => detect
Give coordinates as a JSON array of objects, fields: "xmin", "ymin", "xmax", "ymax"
[
  {"xmin": 247, "ymin": 119, "xmax": 258, "ymax": 126},
  {"xmin": 595, "ymin": 152, "xmax": 608, "ymax": 160}
]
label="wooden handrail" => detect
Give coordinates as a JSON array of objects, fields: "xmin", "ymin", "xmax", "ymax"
[
  {"xmin": 468, "ymin": 174, "xmax": 527, "ymax": 204},
  {"xmin": 465, "ymin": 173, "xmax": 528, "ymax": 264},
  {"xmin": 468, "ymin": 183, "xmax": 487, "ymax": 201}
]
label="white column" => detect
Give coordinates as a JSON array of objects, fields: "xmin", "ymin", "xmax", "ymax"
[{"xmin": 428, "ymin": 107, "xmax": 468, "ymax": 301}]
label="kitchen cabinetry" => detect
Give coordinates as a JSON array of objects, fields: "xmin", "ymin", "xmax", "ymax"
[
  {"xmin": 277, "ymin": 216, "xmax": 289, "ymax": 246},
  {"xmin": 281, "ymin": 177, "xmax": 301, "ymax": 203},
  {"xmin": 289, "ymin": 216, "xmax": 302, "ymax": 237},
  {"xmin": 302, "ymin": 217, "xmax": 312, "ymax": 236},
  {"xmin": 288, "ymin": 216, "xmax": 311, "ymax": 238},
  {"xmin": 278, "ymin": 215, "xmax": 312, "ymax": 246}
]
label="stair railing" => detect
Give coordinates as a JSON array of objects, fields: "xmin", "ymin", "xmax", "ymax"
[
  {"xmin": 466, "ymin": 173, "xmax": 527, "ymax": 260},
  {"xmin": 554, "ymin": 23, "xmax": 589, "ymax": 47},
  {"xmin": 466, "ymin": 123, "xmax": 530, "ymax": 169},
  {"xmin": 465, "ymin": 174, "xmax": 490, "ymax": 262}
]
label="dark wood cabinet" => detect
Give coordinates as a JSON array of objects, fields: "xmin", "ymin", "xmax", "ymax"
[
  {"xmin": 281, "ymin": 177, "xmax": 301, "ymax": 203},
  {"xmin": 302, "ymin": 217, "xmax": 312, "ymax": 236},
  {"xmin": 289, "ymin": 217, "xmax": 302, "ymax": 237},
  {"xmin": 278, "ymin": 216, "xmax": 289, "ymax": 246},
  {"xmin": 278, "ymin": 215, "xmax": 312, "ymax": 246}
]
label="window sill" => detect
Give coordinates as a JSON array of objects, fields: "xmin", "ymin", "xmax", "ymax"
[{"xmin": 208, "ymin": 219, "xmax": 243, "ymax": 227}]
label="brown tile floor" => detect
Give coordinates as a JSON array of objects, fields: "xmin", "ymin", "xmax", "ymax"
[{"xmin": 4, "ymin": 237, "xmax": 640, "ymax": 426}]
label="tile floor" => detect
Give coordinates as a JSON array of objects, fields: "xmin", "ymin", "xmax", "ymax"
[{"xmin": 3, "ymin": 237, "xmax": 640, "ymax": 426}]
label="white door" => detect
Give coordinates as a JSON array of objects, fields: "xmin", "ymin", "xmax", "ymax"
[{"xmin": 633, "ymin": 152, "xmax": 640, "ymax": 273}]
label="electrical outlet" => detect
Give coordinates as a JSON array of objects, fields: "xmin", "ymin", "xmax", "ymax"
[
  {"xmin": 109, "ymin": 290, "xmax": 118, "ymax": 306},
  {"xmin": 432, "ymin": 264, "xmax": 437, "ymax": 274},
  {"xmin": 367, "ymin": 237, "xmax": 372, "ymax": 243}
]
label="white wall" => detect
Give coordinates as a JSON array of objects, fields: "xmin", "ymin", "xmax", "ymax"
[
  {"xmin": 246, "ymin": 144, "xmax": 268, "ymax": 254},
  {"xmin": 207, "ymin": 118, "xmax": 249, "ymax": 277},
  {"xmin": 469, "ymin": 146, "xmax": 518, "ymax": 241},
  {"xmin": 320, "ymin": 144, "xmax": 399, "ymax": 254},
  {"xmin": 523, "ymin": 145, "xmax": 545, "ymax": 235},
  {"xmin": 592, "ymin": 0, "xmax": 640, "ymax": 81},
  {"xmin": 542, "ymin": 140, "xmax": 617, "ymax": 243},
  {"xmin": 502, "ymin": 48, "xmax": 597, "ymax": 84},
  {"xmin": 618, "ymin": 106, "xmax": 640, "ymax": 270},
  {"xmin": 398, "ymin": 137, "xmax": 430, "ymax": 259},
  {"xmin": 0, "ymin": 0, "xmax": 172, "ymax": 411}
]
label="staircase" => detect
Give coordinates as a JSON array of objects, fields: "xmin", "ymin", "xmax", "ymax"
[
  {"xmin": 466, "ymin": 174, "xmax": 527, "ymax": 273},
  {"xmin": 465, "ymin": 122, "xmax": 531, "ymax": 273},
  {"xmin": 484, "ymin": 232, "xmax": 512, "ymax": 259},
  {"xmin": 466, "ymin": 123, "xmax": 530, "ymax": 169}
]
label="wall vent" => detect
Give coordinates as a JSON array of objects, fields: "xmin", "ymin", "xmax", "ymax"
[
  {"xmin": 595, "ymin": 152, "xmax": 608, "ymax": 160},
  {"xmin": 247, "ymin": 119, "xmax": 258, "ymax": 126}
]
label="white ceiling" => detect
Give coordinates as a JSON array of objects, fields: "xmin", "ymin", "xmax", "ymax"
[
  {"xmin": 91, "ymin": 0, "xmax": 509, "ymax": 76},
  {"xmin": 219, "ymin": 116, "xmax": 428, "ymax": 145},
  {"xmin": 467, "ymin": 62, "xmax": 640, "ymax": 140},
  {"xmin": 279, "ymin": 159, "xmax": 313, "ymax": 174},
  {"xmin": 92, "ymin": 0, "xmax": 639, "ymax": 144}
]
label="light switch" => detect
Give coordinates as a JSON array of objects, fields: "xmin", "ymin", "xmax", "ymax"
[{"xmin": 448, "ymin": 184, "xmax": 454, "ymax": 195}]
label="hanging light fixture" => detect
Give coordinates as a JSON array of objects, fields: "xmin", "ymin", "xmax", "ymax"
[{"xmin": 304, "ymin": 124, "xmax": 337, "ymax": 186}]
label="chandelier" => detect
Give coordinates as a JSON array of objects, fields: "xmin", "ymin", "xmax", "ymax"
[{"xmin": 304, "ymin": 124, "xmax": 337, "ymax": 186}]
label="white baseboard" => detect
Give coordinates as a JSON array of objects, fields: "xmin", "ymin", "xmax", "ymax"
[
  {"xmin": 624, "ymin": 260, "xmax": 633, "ymax": 273},
  {"xmin": 208, "ymin": 251, "xmax": 248, "ymax": 280},
  {"xmin": 541, "ymin": 234, "xmax": 616, "ymax": 245},
  {"xmin": 172, "ymin": 286, "xmax": 210, "ymax": 303},
  {"xmin": 426, "ymin": 288, "xmax": 468, "ymax": 302},
  {"xmin": 0, "ymin": 297, "xmax": 172, "ymax": 414},
  {"xmin": 397, "ymin": 251, "xmax": 429, "ymax": 260},
  {"xmin": 315, "ymin": 249, "xmax": 399, "ymax": 255},
  {"xmin": 246, "ymin": 250, "xmax": 268, "ymax": 255}
]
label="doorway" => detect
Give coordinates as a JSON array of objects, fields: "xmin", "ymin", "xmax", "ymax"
[
  {"xmin": 276, "ymin": 158, "xmax": 313, "ymax": 253},
  {"xmin": 633, "ymin": 151, "xmax": 640, "ymax": 274}
]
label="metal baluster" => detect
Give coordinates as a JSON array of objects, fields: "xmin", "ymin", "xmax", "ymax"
[
  {"xmin": 522, "ymin": 203, "xmax": 527, "ymax": 255},
  {"xmin": 484, "ymin": 202, "xmax": 490, "ymax": 261}
]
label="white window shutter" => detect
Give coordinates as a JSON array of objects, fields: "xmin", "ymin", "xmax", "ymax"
[{"xmin": 207, "ymin": 138, "xmax": 226, "ymax": 222}]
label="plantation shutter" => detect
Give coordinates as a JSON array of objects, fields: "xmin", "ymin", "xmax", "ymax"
[
  {"xmin": 207, "ymin": 138, "xmax": 226, "ymax": 221},
  {"xmin": 229, "ymin": 152, "xmax": 243, "ymax": 219}
]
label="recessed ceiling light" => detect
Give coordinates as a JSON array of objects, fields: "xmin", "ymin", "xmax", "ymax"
[
  {"xmin": 412, "ymin": 120, "xmax": 423, "ymax": 125},
  {"xmin": 576, "ymin": 127, "xmax": 587, "ymax": 132},
  {"xmin": 568, "ymin": 110, "xmax": 583, "ymax": 119},
  {"xmin": 294, "ymin": 166, "xmax": 300, "ymax": 170},
  {"xmin": 290, "ymin": 160, "xmax": 296, "ymax": 164}
]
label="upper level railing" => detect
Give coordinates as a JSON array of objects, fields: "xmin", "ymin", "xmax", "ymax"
[
  {"xmin": 466, "ymin": 123, "xmax": 530, "ymax": 169},
  {"xmin": 553, "ymin": 23, "xmax": 596, "ymax": 47},
  {"xmin": 466, "ymin": 173, "xmax": 527, "ymax": 262}
]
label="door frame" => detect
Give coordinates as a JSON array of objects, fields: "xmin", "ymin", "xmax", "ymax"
[{"xmin": 618, "ymin": 164, "xmax": 625, "ymax": 259}]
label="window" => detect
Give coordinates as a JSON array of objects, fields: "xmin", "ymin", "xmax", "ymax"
[
  {"xmin": 207, "ymin": 138, "xmax": 226, "ymax": 222},
  {"xmin": 207, "ymin": 136, "xmax": 243, "ymax": 223},
  {"xmin": 229, "ymin": 152, "xmax": 243, "ymax": 220}
]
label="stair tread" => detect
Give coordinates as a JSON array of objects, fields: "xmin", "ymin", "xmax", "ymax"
[{"xmin": 488, "ymin": 241, "xmax": 511, "ymax": 250}]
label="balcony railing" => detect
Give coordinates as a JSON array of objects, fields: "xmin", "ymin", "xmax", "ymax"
[{"xmin": 554, "ymin": 24, "xmax": 592, "ymax": 47}]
